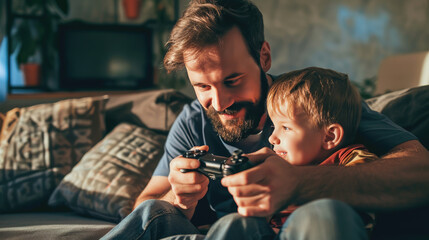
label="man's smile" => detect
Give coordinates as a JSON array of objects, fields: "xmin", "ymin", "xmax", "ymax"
[{"xmin": 218, "ymin": 108, "xmax": 246, "ymax": 121}]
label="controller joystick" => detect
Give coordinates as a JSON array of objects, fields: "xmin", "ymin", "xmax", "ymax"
[{"xmin": 180, "ymin": 148, "xmax": 253, "ymax": 180}]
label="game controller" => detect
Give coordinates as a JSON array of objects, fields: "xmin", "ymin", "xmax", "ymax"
[{"xmin": 180, "ymin": 149, "xmax": 253, "ymax": 180}]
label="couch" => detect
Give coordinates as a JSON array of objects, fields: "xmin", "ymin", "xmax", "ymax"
[{"xmin": 0, "ymin": 86, "xmax": 428, "ymax": 240}]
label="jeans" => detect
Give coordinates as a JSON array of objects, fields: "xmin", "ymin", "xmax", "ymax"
[{"xmin": 101, "ymin": 198, "xmax": 368, "ymax": 240}]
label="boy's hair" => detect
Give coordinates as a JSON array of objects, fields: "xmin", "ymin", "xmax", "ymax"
[
  {"xmin": 164, "ymin": 0, "xmax": 264, "ymax": 72},
  {"xmin": 267, "ymin": 67, "xmax": 362, "ymax": 146}
]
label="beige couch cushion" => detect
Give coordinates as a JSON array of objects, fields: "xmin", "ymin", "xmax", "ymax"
[{"xmin": 0, "ymin": 212, "xmax": 115, "ymax": 240}]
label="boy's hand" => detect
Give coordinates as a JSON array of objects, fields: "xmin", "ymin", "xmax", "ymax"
[{"xmin": 221, "ymin": 147, "xmax": 299, "ymax": 217}]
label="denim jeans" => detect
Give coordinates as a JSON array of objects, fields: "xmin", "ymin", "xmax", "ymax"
[{"xmin": 101, "ymin": 198, "xmax": 368, "ymax": 240}]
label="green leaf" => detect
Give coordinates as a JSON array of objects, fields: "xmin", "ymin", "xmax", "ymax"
[
  {"xmin": 13, "ymin": 21, "xmax": 38, "ymax": 65},
  {"xmin": 54, "ymin": 0, "xmax": 69, "ymax": 15}
]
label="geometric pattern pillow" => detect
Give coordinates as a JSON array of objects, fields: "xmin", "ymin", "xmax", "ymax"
[
  {"xmin": 0, "ymin": 96, "xmax": 108, "ymax": 213},
  {"xmin": 48, "ymin": 123, "xmax": 166, "ymax": 223}
]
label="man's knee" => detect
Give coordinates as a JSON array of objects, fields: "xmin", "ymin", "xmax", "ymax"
[
  {"xmin": 207, "ymin": 213, "xmax": 275, "ymax": 239},
  {"xmin": 218, "ymin": 213, "xmax": 247, "ymax": 226},
  {"xmin": 132, "ymin": 199, "xmax": 184, "ymax": 227},
  {"xmin": 135, "ymin": 199, "xmax": 178, "ymax": 215}
]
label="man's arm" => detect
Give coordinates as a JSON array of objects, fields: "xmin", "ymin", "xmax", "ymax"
[
  {"xmin": 131, "ymin": 102, "xmax": 209, "ymax": 219},
  {"xmin": 222, "ymin": 140, "xmax": 429, "ymax": 217},
  {"xmin": 133, "ymin": 149, "xmax": 210, "ymax": 219},
  {"xmin": 133, "ymin": 175, "xmax": 206, "ymax": 220},
  {"xmin": 134, "ymin": 176, "xmax": 200, "ymax": 218},
  {"xmin": 133, "ymin": 176, "xmax": 174, "ymax": 209},
  {"xmin": 295, "ymin": 140, "xmax": 429, "ymax": 210}
]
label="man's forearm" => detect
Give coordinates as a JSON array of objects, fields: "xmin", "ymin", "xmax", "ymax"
[
  {"xmin": 294, "ymin": 140, "xmax": 429, "ymax": 211},
  {"xmin": 133, "ymin": 188, "xmax": 176, "ymax": 210},
  {"xmin": 133, "ymin": 187, "xmax": 197, "ymax": 219}
]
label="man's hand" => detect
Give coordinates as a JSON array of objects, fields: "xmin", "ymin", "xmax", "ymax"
[
  {"xmin": 168, "ymin": 145, "xmax": 210, "ymax": 219},
  {"xmin": 221, "ymin": 147, "xmax": 299, "ymax": 217}
]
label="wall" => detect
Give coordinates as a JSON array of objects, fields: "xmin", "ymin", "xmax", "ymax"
[
  {"xmin": 0, "ymin": 1, "xmax": 6, "ymax": 101},
  {"xmin": 66, "ymin": 0, "xmax": 177, "ymax": 24},
  {"xmin": 2, "ymin": 0, "xmax": 428, "ymax": 99},
  {"xmin": 256, "ymin": 0, "xmax": 429, "ymax": 83},
  {"xmin": 177, "ymin": 0, "xmax": 428, "ymax": 96},
  {"xmin": 0, "ymin": 1, "xmax": 5, "ymax": 45}
]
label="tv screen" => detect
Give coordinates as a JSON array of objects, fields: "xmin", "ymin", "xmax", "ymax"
[{"xmin": 58, "ymin": 22, "xmax": 153, "ymax": 90}]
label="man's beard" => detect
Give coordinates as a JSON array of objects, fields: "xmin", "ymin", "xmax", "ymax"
[{"xmin": 206, "ymin": 69, "xmax": 269, "ymax": 143}]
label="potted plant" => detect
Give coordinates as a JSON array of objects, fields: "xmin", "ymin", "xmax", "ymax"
[
  {"xmin": 10, "ymin": 0, "xmax": 69, "ymax": 87},
  {"xmin": 150, "ymin": 0, "xmax": 187, "ymax": 89},
  {"xmin": 122, "ymin": 0, "xmax": 142, "ymax": 20}
]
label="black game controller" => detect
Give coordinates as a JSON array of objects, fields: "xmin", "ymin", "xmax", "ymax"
[{"xmin": 180, "ymin": 149, "xmax": 253, "ymax": 180}]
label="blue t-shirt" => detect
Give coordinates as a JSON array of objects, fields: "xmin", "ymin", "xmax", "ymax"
[{"xmin": 153, "ymin": 97, "xmax": 417, "ymax": 218}]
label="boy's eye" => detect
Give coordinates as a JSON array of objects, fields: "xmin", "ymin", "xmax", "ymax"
[{"xmin": 282, "ymin": 126, "xmax": 290, "ymax": 131}]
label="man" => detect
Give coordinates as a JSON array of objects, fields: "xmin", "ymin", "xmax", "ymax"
[{"xmin": 102, "ymin": 0, "xmax": 429, "ymax": 239}]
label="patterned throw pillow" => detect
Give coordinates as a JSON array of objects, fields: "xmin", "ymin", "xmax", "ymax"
[
  {"xmin": 366, "ymin": 85, "xmax": 429, "ymax": 150},
  {"xmin": 0, "ymin": 96, "xmax": 108, "ymax": 213},
  {"xmin": 48, "ymin": 123, "xmax": 166, "ymax": 222}
]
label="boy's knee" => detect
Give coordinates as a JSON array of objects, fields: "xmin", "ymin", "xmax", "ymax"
[
  {"xmin": 290, "ymin": 198, "xmax": 361, "ymax": 224},
  {"xmin": 283, "ymin": 199, "xmax": 367, "ymax": 240},
  {"xmin": 299, "ymin": 198, "xmax": 354, "ymax": 215}
]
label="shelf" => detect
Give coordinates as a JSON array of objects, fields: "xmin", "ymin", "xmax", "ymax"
[
  {"xmin": 11, "ymin": 13, "xmax": 61, "ymax": 20},
  {"xmin": 7, "ymin": 89, "xmax": 155, "ymax": 100},
  {"xmin": 9, "ymin": 86, "xmax": 44, "ymax": 90},
  {"xmin": 4, "ymin": 0, "xmax": 180, "ymax": 96}
]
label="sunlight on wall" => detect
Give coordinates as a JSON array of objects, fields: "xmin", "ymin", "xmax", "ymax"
[
  {"xmin": 261, "ymin": 0, "xmax": 428, "ymax": 86},
  {"xmin": 421, "ymin": 53, "xmax": 429, "ymax": 86},
  {"xmin": 337, "ymin": 5, "xmax": 402, "ymax": 48},
  {"xmin": 0, "ymin": 39, "xmax": 5, "ymax": 101},
  {"xmin": 0, "ymin": 37, "xmax": 25, "ymax": 100}
]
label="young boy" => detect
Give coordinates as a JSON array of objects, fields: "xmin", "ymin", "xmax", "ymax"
[{"xmin": 267, "ymin": 67, "xmax": 378, "ymax": 232}]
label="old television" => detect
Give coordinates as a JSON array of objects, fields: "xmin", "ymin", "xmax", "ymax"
[{"xmin": 58, "ymin": 22, "xmax": 153, "ymax": 90}]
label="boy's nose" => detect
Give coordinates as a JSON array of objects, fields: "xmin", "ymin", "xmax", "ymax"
[{"xmin": 268, "ymin": 134, "xmax": 280, "ymax": 145}]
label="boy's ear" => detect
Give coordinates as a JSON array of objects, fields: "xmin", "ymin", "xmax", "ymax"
[
  {"xmin": 260, "ymin": 41, "xmax": 271, "ymax": 72},
  {"xmin": 322, "ymin": 123, "xmax": 344, "ymax": 150}
]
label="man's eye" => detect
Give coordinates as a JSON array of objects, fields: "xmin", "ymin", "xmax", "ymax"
[
  {"xmin": 225, "ymin": 79, "xmax": 239, "ymax": 87},
  {"xmin": 197, "ymin": 85, "xmax": 210, "ymax": 90}
]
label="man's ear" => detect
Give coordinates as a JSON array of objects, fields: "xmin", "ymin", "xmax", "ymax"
[
  {"xmin": 260, "ymin": 41, "xmax": 271, "ymax": 72},
  {"xmin": 322, "ymin": 123, "xmax": 344, "ymax": 150}
]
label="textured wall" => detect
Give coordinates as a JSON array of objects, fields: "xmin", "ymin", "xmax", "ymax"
[
  {"xmin": 256, "ymin": 0, "xmax": 429, "ymax": 83},
  {"xmin": 38, "ymin": 0, "xmax": 429, "ymax": 84},
  {"xmin": 0, "ymin": 1, "xmax": 5, "ymax": 46},
  {"xmin": 3, "ymin": 0, "xmax": 427, "ymax": 99}
]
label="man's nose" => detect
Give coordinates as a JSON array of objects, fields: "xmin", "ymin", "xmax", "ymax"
[{"xmin": 211, "ymin": 89, "xmax": 233, "ymax": 112}]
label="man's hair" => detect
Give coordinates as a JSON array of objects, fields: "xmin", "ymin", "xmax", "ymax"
[
  {"xmin": 164, "ymin": 0, "xmax": 264, "ymax": 72},
  {"xmin": 267, "ymin": 67, "xmax": 362, "ymax": 145}
]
